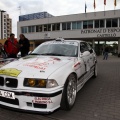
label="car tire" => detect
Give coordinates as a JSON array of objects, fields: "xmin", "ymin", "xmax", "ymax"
[
  {"xmin": 93, "ymin": 63, "xmax": 97, "ymax": 78},
  {"xmin": 60, "ymin": 74, "xmax": 77, "ymax": 110}
]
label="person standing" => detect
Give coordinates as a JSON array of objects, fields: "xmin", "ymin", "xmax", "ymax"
[
  {"xmin": 0, "ymin": 43, "xmax": 7, "ymax": 58},
  {"xmin": 19, "ymin": 34, "xmax": 30, "ymax": 57},
  {"xmin": 4, "ymin": 33, "xmax": 19, "ymax": 58},
  {"xmin": 103, "ymin": 46, "xmax": 109, "ymax": 60}
]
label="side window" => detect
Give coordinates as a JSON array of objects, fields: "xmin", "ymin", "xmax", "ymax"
[
  {"xmin": 80, "ymin": 42, "xmax": 89, "ymax": 53},
  {"xmin": 87, "ymin": 43, "xmax": 92, "ymax": 51}
]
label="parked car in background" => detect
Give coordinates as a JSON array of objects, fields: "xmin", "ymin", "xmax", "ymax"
[
  {"xmin": 0, "ymin": 58, "xmax": 16, "ymax": 68},
  {"xmin": 0, "ymin": 38, "xmax": 97, "ymax": 113}
]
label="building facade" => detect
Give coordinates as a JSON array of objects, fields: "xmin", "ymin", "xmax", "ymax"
[
  {"xmin": 17, "ymin": 10, "xmax": 120, "ymax": 55},
  {"xmin": 0, "ymin": 10, "xmax": 12, "ymax": 39}
]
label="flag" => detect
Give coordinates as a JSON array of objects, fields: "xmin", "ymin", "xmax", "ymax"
[
  {"xmin": 104, "ymin": 0, "xmax": 106, "ymax": 5},
  {"xmin": 93, "ymin": 0, "xmax": 96, "ymax": 9},
  {"xmin": 114, "ymin": 0, "xmax": 116, "ymax": 6},
  {"xmin": 85, "ymin": 2, "xmax": 87, "ymax": 13}
]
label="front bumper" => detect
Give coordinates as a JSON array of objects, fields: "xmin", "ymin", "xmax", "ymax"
[{"xmin": 0, "ymin": 88, "xmax": 63, "ymax": 113}]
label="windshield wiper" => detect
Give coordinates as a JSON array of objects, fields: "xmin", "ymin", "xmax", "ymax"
[
  {"xmin": 30, "ymin": 53, "xmax": 40, "ymax": 55},
  {"xmin": 40, "ymin": 53, "xmax": 66, "ymax": 56}
]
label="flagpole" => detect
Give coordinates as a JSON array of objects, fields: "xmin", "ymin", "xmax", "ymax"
[
  {"xmin": 94, "ymin": 0, "xmax": 96, "ymax": 16},
  {"xmin": 114, "ymin": 0, "xmax": 116, "ymax": 15},
  {"xmin": 114, "ymin": 5, "xmax": 115, "ymax": 15},
  {"xmin": 85, "ymin": 1, "xmax": 87, "ymax": 17},
  {"xmin": 104, "ymin": 5, "xmax": 105, "ymax": 16}
]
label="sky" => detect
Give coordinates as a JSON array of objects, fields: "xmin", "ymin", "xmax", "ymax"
[{"xmin": 0, "ymin": 0, "xmax": 120, "ymax": 37}]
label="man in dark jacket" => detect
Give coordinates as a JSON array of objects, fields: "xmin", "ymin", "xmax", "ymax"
[{"xmin": 19, "ymin": 34, "xmax": 30, "ymax": 57}]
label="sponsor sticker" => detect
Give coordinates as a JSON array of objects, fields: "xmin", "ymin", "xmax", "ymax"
[
  {"xmin": 32, "ymin": 97, "xmax": 53, "ymax": 104},
  {"xmin": 0, "ymin": 68, "xmax": 21, "ymax": 77}
]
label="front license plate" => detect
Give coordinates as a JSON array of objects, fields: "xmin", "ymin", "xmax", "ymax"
[{"xmin": 0, "ymin": 90, "xmax": 15, "ymax": 99}]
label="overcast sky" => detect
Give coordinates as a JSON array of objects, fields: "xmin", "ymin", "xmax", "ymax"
[{"xmin": 0, "ymin": 0, "xmax": 120, "ymax": 37}]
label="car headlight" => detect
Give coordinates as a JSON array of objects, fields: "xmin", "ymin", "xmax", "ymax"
[
  {"xmin": 24, "ymin": 78, "xmax": 58, "ymax": 88},
  {"xmin": 46, "ymin": 79, "xmax": 58, "ymax": 88},
  {"xmin": 24, "ymin": 78, "xmax": 46, "ymax": 88}
]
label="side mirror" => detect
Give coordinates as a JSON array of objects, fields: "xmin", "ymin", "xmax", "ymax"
[
  {"xmin": 28, "ymin": 51, "xmax": 32, "ymax": 54},
  {"xmin": 80, "ymin": 51, "xmax": 90, "ymax": 57}
]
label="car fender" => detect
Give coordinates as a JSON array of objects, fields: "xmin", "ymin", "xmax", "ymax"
[{"xmin": 48, "ymin": 61, "xmax": 77, "ymax": 86}]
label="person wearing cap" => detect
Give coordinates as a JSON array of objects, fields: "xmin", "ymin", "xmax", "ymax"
[
  {"xmin": 4, "ymin": 33, "xmax": 19, "ymax": 58},
  {"xmin": 19, "ymin": 34, "xmax": 30, "ymax": 57}
]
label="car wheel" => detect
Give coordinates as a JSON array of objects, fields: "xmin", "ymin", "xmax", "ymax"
[
  {"xmin": 93, "ymin": 63, "xmax": 97, "ymax": 78},
  {"xmin": 60, "ymin": 74, "xmax": 77, "ymax": 110}
]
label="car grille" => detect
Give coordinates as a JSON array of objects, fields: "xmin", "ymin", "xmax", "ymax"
[
  {"xmin": 0, "ymin": 77, "xmax": 18, "ymax": 88},
  {"xmin": 0, "ymin": 77, "xmax": 4, "ymax": 86},
  {"xmin": 33, "ymin": 103, "xmax": 47, "ymax": 108},
  {"xmin": 0, "ymin": 97, "xmax": 19, "ymax": 105},
  {"xmin": 5, "ymin": 78, "xmax": 18, "ymax": 88}
]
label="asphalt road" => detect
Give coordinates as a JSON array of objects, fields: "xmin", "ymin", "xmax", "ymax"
[{"xmin": 0, "ymin": 56, "xmax": 120, "ymax": 120}]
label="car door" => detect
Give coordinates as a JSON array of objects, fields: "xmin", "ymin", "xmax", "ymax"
[
  {"xmin": 80, "ymin": 42, "xmax": 91, "ymax": 72},
  {"xmin": 86, "ymin": 43, "xmax": 95, "ymax": 68}
]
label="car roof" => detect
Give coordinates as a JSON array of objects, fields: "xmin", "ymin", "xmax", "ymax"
[{"xmin": 44, "ymin": 38, "xmax": 85, "ymax": 44}]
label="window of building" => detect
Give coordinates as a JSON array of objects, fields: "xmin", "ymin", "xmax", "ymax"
[
  {"xmin": 62, "ymin": 23, "xmax": 66, "ymax": 30},
  {"xmin": 106, "ymin": 19, "xmax": 118, "ymax": 28},
  {"xmin": 72, "ymin": 21, "xmax": 82, "ymax": 30},
  {"xmin": 36, "ymin": 25, "xmax": 42, "ymax": 32},
  {"xmin": 4, "ymin": 34, "xmax": 6, "ymax": 37},
  {"xmin": 67, "ymin": 22, "xmax": 71, "ymax": 30},
  {"xmin": 88, "ymin": 20, "xmax": 93, "ymax": 28},
  {"xmin": 83, "ymin": 21, "xmax": 87, "ymax": 29},
  {"xmin": 52, "ymin": 24, "xmax": 56, "ymax": 31},
  {"xmin": 95, "ymin": 20, "xmax": 104, "ymax": 28},
  {"xmin": 100, "ymin": 20, "xmax": 104, "ymax": 28},
  {"xmin": 106, "ymin": 19, "xmax": 111, "ymax": 28},
  {"xmin": 4, "ymin": 30, "xmax": 6, "ymax": 33},
  {"xmin": 21, "ymin": 27, "xmax": 28, "ymax": 33},
  {"xmin": 95, "ymin": 20, "xmax": 99, "ymax": 28},
  {"xmin": 83, "ymin": 21, "xmax": 93, "ymax": 29},
  {"xmin": 28, "ymin": 26, "xmax": 35, "ymax": 33},
  {"xmin": 44, "ymin": 24, "xmax": 47, "ymax": 31},
  {"xmin": 56, "ymin": 23, "xmax": 60, "ymax": 30},
  {"xmin": 77, "ymin": 21, "xmax": 82, "ymax": 29},
  {"xmin": 72, "ymin": 22, "xmax": 77, "ymax": 29},
  {"xmin": 112, "ymin": 19, "xmax": 118, "ymax": 27},
  {"xmin": 62, "ymin": 22, "xmax": 71, "ymax": 30},
  {"xmin": 52, "ymin": 23, "xmax": 60, "ymax": 31},
  {"xmin": 48, "ymin": 24, "xmax": 51, "ymax": 31}
]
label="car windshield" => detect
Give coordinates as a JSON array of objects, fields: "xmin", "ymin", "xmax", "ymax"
[{"xmin": 31, "ymin": 42, "xmax": 78, "ymax": 57}]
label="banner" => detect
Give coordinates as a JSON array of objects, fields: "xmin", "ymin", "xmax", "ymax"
[
  {"xmin": 114, "ymin": 0, "xmax": 116, "ymax": 6},
  {"xmin": 104, "ymin": 0, "xmax": 106, "ymax": 5}
]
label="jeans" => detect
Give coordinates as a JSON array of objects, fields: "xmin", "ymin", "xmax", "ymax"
[{"xmin": 103, "ymin": 52, "xmax": 108, "ymax": 60}]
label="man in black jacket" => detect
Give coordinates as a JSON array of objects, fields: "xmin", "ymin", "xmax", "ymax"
[{"xmin": 19, "ymin": 34, "xmax": 30, "ymax": 57}]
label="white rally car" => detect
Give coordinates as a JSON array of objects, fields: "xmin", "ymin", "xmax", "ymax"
[{"xmin": 0, "ymin": 38, "xmax": 97, "ymax": 113}]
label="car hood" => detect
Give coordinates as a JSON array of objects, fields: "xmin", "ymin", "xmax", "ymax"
[{"xmin": 0, "ymin": 55, "xmax": 74, "ymax": 78}]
